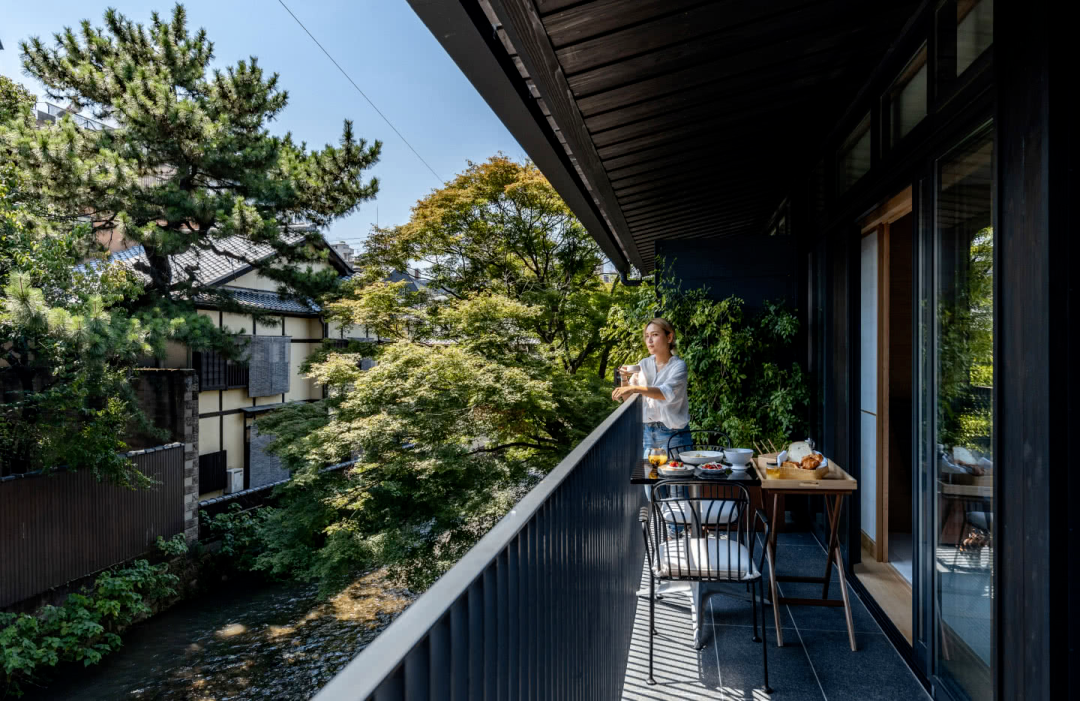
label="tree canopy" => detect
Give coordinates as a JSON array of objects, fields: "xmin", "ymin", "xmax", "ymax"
[
  {"xmin": 253, "ymin": 157, "xmax": 630, "ymax": 589},
  {"xmin": 0, "ymin": 5, "xmax": 381, "ymax": 478}
]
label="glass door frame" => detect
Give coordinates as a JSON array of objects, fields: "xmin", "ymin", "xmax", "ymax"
[{"xmin": 914, "ymin": 116, "xmax": 996, "ymax": 701}]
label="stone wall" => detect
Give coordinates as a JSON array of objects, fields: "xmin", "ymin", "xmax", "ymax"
[
  {"xmin": 130, "ymin": 369, "xmax": 199, "ymax": 543},
  {"xmin": 129, "ymin": 369, "xmax": 193, "ymax": 448},
  {"xmin": 181, "ymin": 372, "xmax": 199, "ymax": 543}
]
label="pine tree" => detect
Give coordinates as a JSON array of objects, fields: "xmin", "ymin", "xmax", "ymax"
[
  {"xmin": 0, "ymin": 5, "xmax": 381, "ymax": 479},
  {"xmin": 8, "ymin": 3, "xmax": 381, "ymax": 313}
]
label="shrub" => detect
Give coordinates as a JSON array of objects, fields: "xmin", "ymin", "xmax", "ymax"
[
  {"xmin": 202, "ymin": 504, "xmax": 267, "ymax": 574},
  {"xmin": 1, "ymin": 559, "xmax": 178, "ymax": 697}
]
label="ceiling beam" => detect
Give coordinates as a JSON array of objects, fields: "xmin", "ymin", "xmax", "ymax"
[{"xmin": 485, "ymin": 0, "xmax": 644, "ymax": 271}]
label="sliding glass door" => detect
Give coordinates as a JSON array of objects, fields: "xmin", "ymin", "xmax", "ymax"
[{"xmin": 918, "ymin": 124, "xmax": 994, "ymax": 700}]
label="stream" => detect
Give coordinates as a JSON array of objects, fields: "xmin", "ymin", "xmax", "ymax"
[{"xmin": 28, "ymin": 571, "xmax": 414, "ymax": 701}]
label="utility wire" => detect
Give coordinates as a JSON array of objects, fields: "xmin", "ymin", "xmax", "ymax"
[{"xmin": 276, "ymin": 0, "xmax": 443, "ymax": 184}]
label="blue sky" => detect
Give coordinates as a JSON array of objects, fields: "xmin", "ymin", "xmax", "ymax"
[{"xmin": 0, "ymin": 0, "xmax": 525, "ymax": 252}]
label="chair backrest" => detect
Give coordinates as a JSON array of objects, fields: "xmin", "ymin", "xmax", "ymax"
[
  {"xmin": 666, "ymin": 430, "xmax": 731, "ymax": 460},
  {"xmin": 644, "ymin": 480, "xmax": 755, "ymax": 583}
]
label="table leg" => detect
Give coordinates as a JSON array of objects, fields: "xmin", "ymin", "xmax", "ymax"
[
  {"xmin": 822, "ymin": 494, "xmax": 843, "ymax": 600},
  {"xmin": 834, "ymin": 546, "xmax": 857, "ymax": 651},
  {"xmin": 768, "ymin": 493, "xmax": 784, "ymax": 647}
]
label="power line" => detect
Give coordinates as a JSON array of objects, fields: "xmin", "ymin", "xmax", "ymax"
[{"xmin": 276, "ymin": 0, "xmax": 443, "ymax": 184}]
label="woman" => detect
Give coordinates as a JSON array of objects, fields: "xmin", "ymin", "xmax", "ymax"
[{"xmin": 611, "ymin": 318, "xmax": 690, "ymax": 462}]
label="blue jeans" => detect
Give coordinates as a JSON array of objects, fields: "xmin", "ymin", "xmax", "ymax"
[
  {"xmin": 642, "ymin": 422, "xmax": 691, "ymax": 460},
  {"xmin": 643, "ymin": 423, "xmax": 691, "ymax": 504}
]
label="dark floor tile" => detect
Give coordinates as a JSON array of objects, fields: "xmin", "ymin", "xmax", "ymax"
[
  {"xmin": 699, "ymin": 583, "xmax": 797, "ymax": 631},
  {"xmin": 777, "ymin": 580, "xmax": 882, "ymax": 634},
  {"xmin": 773, "ymin": 530, "xmax": 826, "ymax": 548},
  {"xmin": 707, "ymin": 615, "xmax": 825, "ymax": 700},
  {"xmin": 769, "ymin": 541, "xmax": 842, "ymax": 581},
  {"xmin": 795, "ymin": 629, "xmax": 929, "ymax": 701}
]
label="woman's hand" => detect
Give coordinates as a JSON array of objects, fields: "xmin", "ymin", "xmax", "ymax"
[{"xmin": 612, "ymin": 385, "xmax": 639, "ymax": 402}]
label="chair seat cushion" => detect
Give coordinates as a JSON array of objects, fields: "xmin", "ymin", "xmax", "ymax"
[
  {"xmin": 656, "ymin": 537, "xmax": 759, "ymax": 580},
  {"xmin": 660, "ymin": 499, "xmax": 738, "ymax": 525}
]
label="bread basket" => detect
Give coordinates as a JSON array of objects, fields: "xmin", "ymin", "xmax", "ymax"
[{"xmin": 760, "ymin": 451, "xmax": 830, "ymax": 480}]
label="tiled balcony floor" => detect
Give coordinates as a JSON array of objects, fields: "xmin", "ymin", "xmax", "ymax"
[{"xmin": 622, "ymin": 532, "xmax": 930, "ymax": 700}]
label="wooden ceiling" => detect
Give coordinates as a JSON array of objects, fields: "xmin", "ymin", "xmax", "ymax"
[{"xmin": 479, "ymin": 0, "xmax": 923, "ymax": 271}]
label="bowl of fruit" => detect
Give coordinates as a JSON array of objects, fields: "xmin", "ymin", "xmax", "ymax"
[{"xmin": 695, "ymin": 462, "xmax": 734, "ymax": 478}]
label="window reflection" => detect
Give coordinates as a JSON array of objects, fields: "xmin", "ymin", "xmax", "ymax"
[
  {"xmin": 886, "ymin": 47, "xmax": 927, "ymax": 149},
  {"xmin": 957, "ymin": 0, "xmax": 993, "ymax": 75},
  {"xmin": 934, "ymin": 128, "xmax": 993, "ymax": 699}
]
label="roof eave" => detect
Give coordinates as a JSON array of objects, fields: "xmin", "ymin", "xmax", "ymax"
[{"xmin": 406, "ymin": 0, "xmax": 640, "ymax": 273}]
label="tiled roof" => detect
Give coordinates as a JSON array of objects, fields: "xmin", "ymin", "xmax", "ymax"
[
  {"xmin": 201, "ymin": 286, "xmax": 320, "ymax": 315},
  {"xmin": 383, "ymin": 269, "xmax": 426, "ymax": 291},
  {"xmin": 82, "ymin": 230, "xmax": 342, "ymax": 316},
  {"xmin": 100, "ymin": 238, "xmax": 279, "ymax": 287}
]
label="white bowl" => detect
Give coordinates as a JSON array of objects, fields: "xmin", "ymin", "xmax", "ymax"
[
  {"xmin": 677, "ymin": 450, "xmax": 725, "ymax": 466},
  {"xmin": 723, "ymin": 448, "xmax": 754, "ymax": 467},
  {"xmin": 621, "ymin": 364, "xmax": 641, "ymax": 373}
]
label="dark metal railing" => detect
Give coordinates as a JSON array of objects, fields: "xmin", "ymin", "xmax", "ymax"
[
  {"xmin": 193, "ymin": 350, "xmax": 249, "ymax": 391},
  {"xmin": 315, "ymin": 396, "xmax": 644, "ymax": 701},
  {"xmin": 198, "ymin": 450, "xmax": 228, "ymax": 494}
]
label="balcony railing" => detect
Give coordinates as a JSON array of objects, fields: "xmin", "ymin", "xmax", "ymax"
[
  {"xmin": 315, "ymin": 395, "xmax": 644, "ymax": 700},
  {"xmin": 34, "ymin": 102, "xmax": 109, "ymax": 131},
  {"xmin": 193, "ymin": 350, "xmax": 249, "ymax": 391}
]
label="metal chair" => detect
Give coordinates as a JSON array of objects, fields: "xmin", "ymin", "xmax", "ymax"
[
  {"xmin": 662, "ymin": 430, "xmax": 740, "ymax": 528},
  {"xmin": 666, "ymin": 429, "xmax": 731, "ymax": 462},
  {"xmin": 639, "ymin": 480, "xmax": 772, "ymax": 692}
]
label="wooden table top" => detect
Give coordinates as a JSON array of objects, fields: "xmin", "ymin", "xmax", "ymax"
[
  {"xmin": 939, "ymin": 481, "xmax": 993, "ymax": 498},
  {"xmin": 752, "ymin": 457, "xmax": 858, "ymax": 493}
]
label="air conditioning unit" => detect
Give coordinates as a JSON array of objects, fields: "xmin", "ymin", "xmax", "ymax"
[{"xmin": 225, "ymin": 468, "xmax": 245, "ymax": 494}]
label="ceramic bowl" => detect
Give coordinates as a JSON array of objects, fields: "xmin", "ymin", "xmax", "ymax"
[
  {"xmin": 678, "ymin": 450, "xmax": 725, "ymax": 466},
  {"xmin": 723, "ymin": 448, "xmax": 754, "ymax": 467}
]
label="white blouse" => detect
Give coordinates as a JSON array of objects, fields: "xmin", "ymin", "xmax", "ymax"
[{"xmin": 636, "ymin": 354, "xmax": 689, "ymax": 429}]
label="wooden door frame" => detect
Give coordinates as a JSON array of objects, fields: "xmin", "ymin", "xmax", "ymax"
[{"xmin": 859, "ymin": 186, "xmax": 913, "ymax": 562}]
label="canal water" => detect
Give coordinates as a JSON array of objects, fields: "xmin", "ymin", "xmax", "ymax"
[{"xmin": 29, "ymin": 571, "xmax": 413, "ymax": 700}]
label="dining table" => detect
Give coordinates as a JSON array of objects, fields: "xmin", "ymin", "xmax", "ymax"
[
  {"xmin": 753, "ymin": 456, "xmax": 859, "ymax": 651},
  {"xmin": 630, "ymin": 458, "xmax": 763, "ymax": 648}
]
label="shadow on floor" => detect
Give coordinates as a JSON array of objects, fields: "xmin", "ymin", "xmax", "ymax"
[{"xmin": 622, "ymin": 532, "xmax": 930, "ymax": 700}]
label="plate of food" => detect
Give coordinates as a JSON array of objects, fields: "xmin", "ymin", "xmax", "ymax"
[
  {"xmin": 677, "ymin": 450, "xmax": 725, "ymax": 466},
  {"xmin": 657, "ymin": 460, "xmax": 695, "ymax": 478},
  {"xmin": 694, "ymin": 462, "xmax": 734, "ymax": 478}
]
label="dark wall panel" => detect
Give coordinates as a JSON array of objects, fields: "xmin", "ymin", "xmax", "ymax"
[
  {"xmin": 996, "ymin": 0, "xmax": 1077, "ymax": 697},
  {"xmin": 655, "ymin": 235, "xmax": 798, "ymax": 310}
]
